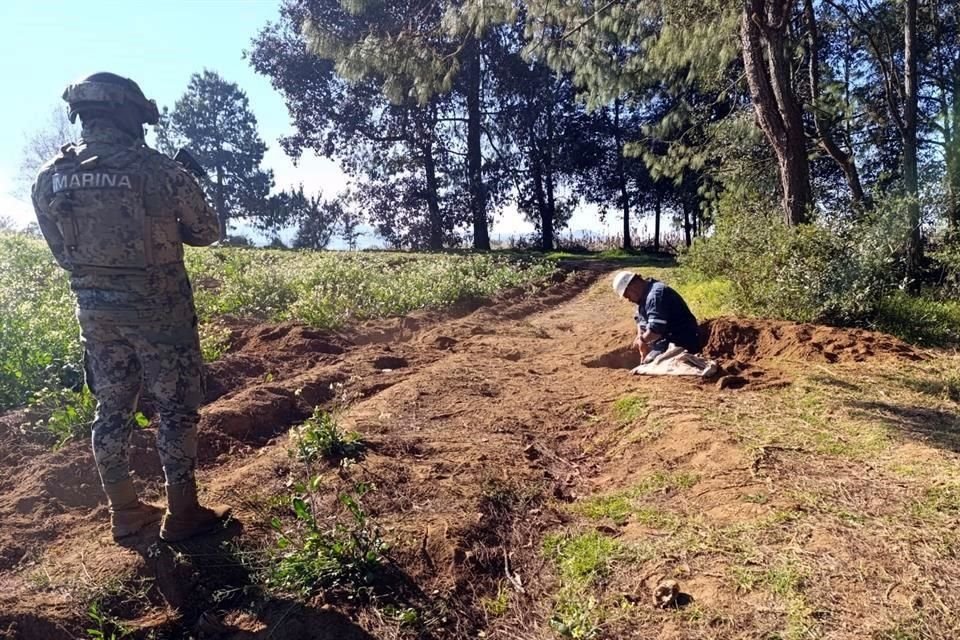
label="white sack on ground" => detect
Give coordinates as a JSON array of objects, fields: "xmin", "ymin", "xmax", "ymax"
[{"xmin": 630, "ymin": 344, "xmax": 719, "ymax": 378}]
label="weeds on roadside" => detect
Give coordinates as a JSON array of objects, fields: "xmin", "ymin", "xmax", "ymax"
[
  {"xmin": 268, "ymin": 480, "xmax": 388, "ymax": 597},
  {"xmin": 293, "ymin": 407, "xmax": 365, "ymax": 463}
]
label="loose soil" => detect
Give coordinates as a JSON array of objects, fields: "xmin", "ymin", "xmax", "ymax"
[{"xmin": 1, "ymin": 267, "xmax": 951, "ymax": 640}]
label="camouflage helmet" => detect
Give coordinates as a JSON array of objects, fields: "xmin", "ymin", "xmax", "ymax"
[{"xmin": 62, "ymin": 72, "xmax": 160, "ymax": 125}]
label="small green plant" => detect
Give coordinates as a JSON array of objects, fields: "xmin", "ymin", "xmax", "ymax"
[
  {"xmin": 612, "ymin": 395, "xmax": 647, "ymax": 423},
  {"xmin": 481, "ymin": 582, "xmax": 511, "ymax": 617},
  {"xmin": 293, "ymin": 408, "xmax": 365, "ymax": 463},
  {"xmin": 85, "ymin": 602, "xmax": 130, "ymax": 640},
  {"xmin": 268, "ymin": 482, "xmax": 388, "ymax": 597},
  {"xmin": 571, "ymin": 472, "xmax": 698, "ymax": 526},
  {"xmin": 542, "ymin": 531, "xmax": 622, "ymax": 584},
  {"xmin": 550, "ymin": 591, "xmax": 600, "ymax": 639},
  {"xmin": 382, "ymin": 605, "xmax": 420, "ymax": 627},
  {"xmin": 24, "ymin": 386, "xmax": 96, "ymax": 448},
  {"xmin": 574, "ymin": 495, "xmax": 633, "ymax": 526}
]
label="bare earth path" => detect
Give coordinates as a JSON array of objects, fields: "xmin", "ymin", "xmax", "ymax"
[{"xmin": 2, "ymin": 265, "xmax": 958, "ymax": 639}]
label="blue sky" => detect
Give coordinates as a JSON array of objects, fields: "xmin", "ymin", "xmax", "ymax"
[{"xmin": 0, "ymin": 0, "xmax": 620, "ymax": 243}]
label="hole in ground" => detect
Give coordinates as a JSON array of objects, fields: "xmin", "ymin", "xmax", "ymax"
[
  {"xmin": 582, "ymin": 346, "xmax": 643, "ymax": 370},
  {"xmin": 373, "ymin": 355, "xmax": 409, "ymax": 371}
]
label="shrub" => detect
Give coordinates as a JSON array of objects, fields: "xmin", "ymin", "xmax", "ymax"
[
  {"xmin": 681, "ymin": 197, "xmax": 908, "ymax": 325},
  {"xmin": 873, "ymin": 291, "xmax": 960, "ymax": 346}
]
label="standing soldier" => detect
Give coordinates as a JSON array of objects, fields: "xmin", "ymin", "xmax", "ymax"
[{"xmin": 31, "ymin": 73, "xmax": 231, "ymax": 542}]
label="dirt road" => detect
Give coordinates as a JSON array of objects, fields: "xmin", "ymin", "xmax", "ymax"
[{"xmin": 2, "ymin": 266, "xmax": 956, "ymax": 639}]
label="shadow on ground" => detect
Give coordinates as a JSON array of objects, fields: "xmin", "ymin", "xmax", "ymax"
[
  {"xmin": 101, "ymin": 521, "xmax": 406, "ymax": 640},
  {"xmin": 848, "ymin": 399, "xmax": 960, "ymax": 453}
]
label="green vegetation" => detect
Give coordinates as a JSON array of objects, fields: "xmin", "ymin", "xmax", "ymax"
[
  {"xmin": 680, "ymin": 204, "xmax": 960, "ymax": 346},
  {"xmin": 22, "ymin": 386, "xmax": 97, "ymax": 448},
  {"xmin": 268, "ymin": 482, "xmax": 388, "ymax": 597},
  {"xmin": 672, "ymin": 277, "xmax": 737, "ymax": 320},
  {"xmin": 681, "ymin": 204, "xmax": 902, "ymax": 326},
  {"xmin": 733, "ymin": 558, "xmax": 816, "ymax": 640},
  {"xmin": 292, "ymin": 408, "xmax": 364, "ymax": 464},
  {"xmin": 85, "ymin": 601, "xmax": 131, "ymax": 640},
  {"xmin": 542, "ymin": 531, "xmax": 625, "ymax": 639},
  {"xmin": 0, "ymin": 234, "xmax": 80, "ymax": 411},
  {"xmin": 912, "ymin": 484, "xmax": 960, "ymax": 519},
  {"xmin": 873, "ymin": 292, "xmax": 960, "ymax": 347},
  {"xmin": 0, "ymin": 232, "xmax": 556, "ymax": 412},
  {"xmin": 481, "ymin": 582, "xmax": 511, "ymax": 617},
  {"xmin": 571, "ymin": 472, "xmax": 699, "ymax": 526},
  {"xmin": 542, "ymin": 531, "xmax": 624, "ymax": 583},
  {"xmin": 611, "ymin": 395, "xmax": 647, "ymax": 423},
  {"xmin": 198, "ymin": 322, "xmax": 233, "ymax": 363},
  {"xmin": 184, "ymin": 247, "xmax": 555, "ymax": 326}
]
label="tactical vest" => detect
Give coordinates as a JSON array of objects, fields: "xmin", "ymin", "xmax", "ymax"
[{"xmin": 47, "ymin": 144, "xmax": 182, "ymax": 275}]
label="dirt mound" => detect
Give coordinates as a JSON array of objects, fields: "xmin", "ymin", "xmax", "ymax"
[
  {"xmin": 229, "ymin": 323, "xmax": 348, "ymax": 356},
  {"xmin": 701, "ymin": 317, "xmax": 923, "ymax": 364}
]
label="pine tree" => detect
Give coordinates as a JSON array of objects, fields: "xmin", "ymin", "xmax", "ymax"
[{"xmin": 156, "ymin": 70, "xmax": 274, "ymax": 239}]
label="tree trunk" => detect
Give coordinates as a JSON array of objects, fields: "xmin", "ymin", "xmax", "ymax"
[
  {"xmin": 423, "ymin": 142, "xmax": 443, "ymax": 251},
  {"xmin": 803, "ymin": 0, "xmax": 867, "ymax": 208},
  {"xmin": 683, "ymin": 200, "xmax": 693, "ymax": 248},
  {"xmin": 215, "ymin": 166, "xmax": 228, "ymax": 240},
  {"xmin": 948, "ymin": 67, "xmax": 960, "ymax": 233},
  {"xmin": 465, "ymin": 37, "xmax": 490, "ymax": 251},
  {"xmin": 740, "ymin": 0, "xmax": 812, "ymax": 225},
  {"xmin": 903, "ymin": 0, "xmax": 922, "ymax": 289},
  {"xmin": 529, "ymin": 137, "xmax": 550, "ymax": 251},
  {"xmin": 653, "ymin": 190, "xmax": 662, "ymax": 252},
  {"xmin": 614, "ymin": 101, "xmax": 631, "ymax": 249},
  {"xmin": 543, "ymin": 106, "xmax": 556, "ymax": 252}
]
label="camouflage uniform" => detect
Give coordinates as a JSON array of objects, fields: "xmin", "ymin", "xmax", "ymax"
[{"xmin": 32, "ymin": 121, "xmax": 219, "ymax": 487}]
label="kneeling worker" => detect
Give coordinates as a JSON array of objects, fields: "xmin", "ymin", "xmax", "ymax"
[{"xmin": 612, "ymin": 271, "xmax": 701, "ymax": 363}]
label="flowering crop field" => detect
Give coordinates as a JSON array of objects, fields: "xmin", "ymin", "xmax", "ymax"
[{"xmin": 0, "ymin": 232, "xmax": 556, "ymax": 411}]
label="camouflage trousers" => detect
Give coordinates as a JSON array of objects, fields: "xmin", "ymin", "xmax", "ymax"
[{"xmin": 80, "ymin": 314, "xmax": 205, "ymax": 487}]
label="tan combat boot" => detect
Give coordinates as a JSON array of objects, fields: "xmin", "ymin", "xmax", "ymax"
[
  {"xmin": 103, "ymin": 479, "xmax": 163, "ymax": 540},
  {"xmin": 159, "ymin": 482, "xmax": 232, "ymax": 542}
]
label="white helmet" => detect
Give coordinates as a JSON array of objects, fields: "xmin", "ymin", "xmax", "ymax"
[{"xmin": 612, "ymin": 271, "xmax": 635, "ymax": 298}]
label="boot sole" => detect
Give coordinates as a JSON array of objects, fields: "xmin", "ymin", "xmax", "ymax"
[
  {"xmin": 112, "ymin": 512, "xmax": 163, "ymax": 540},
  {"xmin": 159, "ymin": 513, "xmax": 232, "ymax": 543}
]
